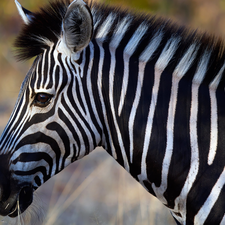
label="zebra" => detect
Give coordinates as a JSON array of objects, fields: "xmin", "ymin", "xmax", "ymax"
[{"xmin": 0, "ymin": 0, "xmax": 224, "ymax": 224}]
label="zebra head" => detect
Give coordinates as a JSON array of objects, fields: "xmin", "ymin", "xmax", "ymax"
[{"xmin": 0, "ymin": 0, "xmax": 97, "ymax": 217}]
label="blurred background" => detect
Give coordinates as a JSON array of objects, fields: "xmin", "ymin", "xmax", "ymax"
[{"xmin": 0, "ymin": 0, "xmax": 225, "ymax": 224}]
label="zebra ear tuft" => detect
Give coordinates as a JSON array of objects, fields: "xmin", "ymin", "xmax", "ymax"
[
  {"xmin": 15, "ymin": 0, "xmax": 33, "ymax": 25},
  {"xmin": 59, "ymin": 0, "xmax": 93, "ymax": 54}
]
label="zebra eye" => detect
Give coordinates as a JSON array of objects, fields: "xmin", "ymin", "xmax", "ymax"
[{"xmin": 34, "ymin": 93, "xmax": 52, "ymax": 107}]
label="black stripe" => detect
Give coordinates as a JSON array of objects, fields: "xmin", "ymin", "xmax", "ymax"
[
  {"xmin": 204, "ymin": 185, "xmax": 225, "ymax": 224},
  {"xmin": 91, "ymin": 40, "xmax": 108, "ymax": 148},
  {"xmin": 46, "ymin": 122, "xmax": 70, "ymax": 171},
  {"xmin": 46, "ymin": 45, "xmax": 56, "ymax": 89},
  {"xmin": 57, "ymin": 54, "xmax": 68, "ymax": 92},
  {"xmin": 65, "ymin": 75, "xmax": 97, "ymax": 148},
  {"xmin": 164, "ymin": 76, "xmax": 192, "ymax": 208},
  {"xmin": 82, "ymin": 45, "xmax": 102, "ymax": 142},
  {"xmin": 58, "ymin": 108, "xmax": 81, "ymax": 152},
  {"xmin": 2, "ymin": 90, "xmax": 30, "ymax": 149},
  {"xmin": 147, "ymin": 69, "xmax": 171, "ymax": 187},
  {"xmin": 12, "ymin": 152, "xmax": 53, "ymax": 177},
  {"xmin": 36, "ymin": 58, "xmax": 43, "ymax": 89},
  {"xmin": 15, "ymin": 166, "xmax": 48, "ymax": 182},
  {"xmin": 15, "ymin": 132, "xmax": 61, "ymax": 173},
  {"xmin": 42, "ymin": 47, "xmax": 50, "ymax": 86},
  {"xmin": 132, "ymin": 62, "xmax": 155, "ymax": 180},
  {"xmin": 186, "ymin": 87, "xmax": 225, "ymax": 222},
  {"xmin": 61, "ymin": 94, "xmax": 90, "ymax": 155}
]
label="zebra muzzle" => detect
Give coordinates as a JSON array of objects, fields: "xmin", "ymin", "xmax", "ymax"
[{"xmin": 8, "ymin": 185, "xmax": 33, "ymax": 218}]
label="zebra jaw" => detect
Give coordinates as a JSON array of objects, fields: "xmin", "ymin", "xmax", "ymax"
[
  {"xmin": 7, "ymin": 186, "xmax": 33, "ymax": 218},
  {"xmin": 0, "ymin": 155, "xmax": 33, "ymax": 217},
  {"xmin": 0, "ymin": 184, "xmax": 33, "ymax": 217}
]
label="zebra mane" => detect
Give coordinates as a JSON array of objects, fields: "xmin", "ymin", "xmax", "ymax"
[
  {"xmin": 91, "ymin": 3, "xmax": 225, "ymax": 84},
  {"xmin": 15, "ymin": 0, "xmax": 225, "ymax": 84},
  {"xmin": 14, "ymin": 0, "xmax": 70, "ymax": 60}
]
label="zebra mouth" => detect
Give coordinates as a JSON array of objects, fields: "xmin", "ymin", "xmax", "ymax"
[{"xmin": 8, "ymin": 186, "xmax": 33, "ymax": 218}]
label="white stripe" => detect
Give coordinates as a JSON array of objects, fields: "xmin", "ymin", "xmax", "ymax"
[
  {"xmin": 63, "ymin": 56, "xmax": 95, "ymax": 154},
  {"xmin": 59, "ymin": 104, "xmax": 87, "ymax": 160},
  {"xmin": 58, "ymin": 105, "xmax": 83, "ymax": 160},
  {"xmin": 118, "ymin": 23, "xmax": 149, "ymax": 116},
  {"xmin": 174, "ymin": 51, "xmax": 211, "ymax": 221},
  {"xmin": 129, "ymin": 30, "xmax": 164, "ymax": 163},
  {"xmin": 4, "ymin": 90, "xmax": 32, "ymax": 153},
  {"xmin": 155, "ymin": 37, "xmax": 181, "ymax": 71},
  {"xmin": 138, "ymin": 37, "xmax": 180, "ymax": 188},
  {"xmin": 85, "ymin": 42, "xmax": 102, "ymax": 144},
  {"xmin": 193, "ymin": 51, "xmax": 211, "ymax": 84},
  {"xmin": 96, "ymin": 13, "xmax": 115, "ymax": 41},
  {"xmin": 10, "ymin": 143, "xmax": 56, "ymax": 171},
  {"xmin": 7, "ymin": 110, "xmax": 30, "ymax": 151},
  {"xmin": 139, "ymin": 29, "xmax": 164, "ymax": 62},
  {"xmin": 109, "ymin": 65, "xmax": 129, "ymax": 170},
  {"xmin": 220, "ymin": 214, "xmax": 225, "ymax": 225},
  {"xmin": 96, "ymin": 21, "xmax": 118, "ymax": 158},
  {"xmin": 34, "ymin": 59, "xmax": 40, "ymax": 90},
  {"xmin": 208, "ymin": 63, "xmax": 225, "ymax": 165},
  {"xmin": 152, "ymin": 44, "xmax": 197, "ymax": 204},
  {"xmin": 174, "ymin": 44, "xmax": 199, "ymax": 79},
  {"xmin": 194, "ymin": 167, "xmax": 225, "ymax": 224},
  {"xmin": 12, "ymin": 115, "xmax": 66, "ymax": 171},
  {"xmin": 12, "ymin": 160, "xmax": 51, "ymax": 176},
  {"xmin": 44, "ymin": 45, "xmax": 54, "ymax": 89},
  {"xmin": 72, "ymin": 47, "xmax": 101, "ymax": 147},
  {"xmin": 40, "ymin": 50, "xmax": 47, "ymax": 88},
  {"xmin": 53, "ymin": 48, "xmax": 61, "ymax": 91},
  {"xmin": 110, "ymin": 16, "xmax": 132, "ymax": 50},
  {"xmin": 0, "ymin": 89, "xmax": 28, "ymax": 151},
  {"xmin": 108, "ymin": 18, "xmax": 133, "ymax": 171}
]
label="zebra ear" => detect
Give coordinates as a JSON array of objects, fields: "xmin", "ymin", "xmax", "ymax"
[
  {"xmin": 15, "ymin": 0, "xmax": 33, "ymax": 25},
  {"xmin": 59, "ymin": 0, "xmax": 93, "ymax": 54}
]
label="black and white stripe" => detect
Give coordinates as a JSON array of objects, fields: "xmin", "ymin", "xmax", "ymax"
[{"xmin": 0, "ymin": 0, "xmax": 225, "ymax": 223}]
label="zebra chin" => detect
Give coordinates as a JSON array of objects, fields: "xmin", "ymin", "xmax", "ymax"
[
  {"xmin": 0, "ymin": 154, "xmax": 32, "ymax": 217},
  {"xmin": 0, "ymin": 185, "xmax": 33, "ymax": 218},
  {"xmin": 8, "ymin": 185, "xmax": 33, "ymax": 218}
]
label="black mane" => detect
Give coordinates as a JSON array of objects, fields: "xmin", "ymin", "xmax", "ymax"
[
  {"xmin": 14, "ymin": 0, "xmax": 70, "ymax": 60},
  {"xmin": 14, "ymin": 0, "xmax": 225, "ymax": 83}
]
